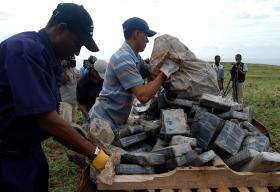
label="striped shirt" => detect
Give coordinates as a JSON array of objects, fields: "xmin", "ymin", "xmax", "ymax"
[{"xmin": 89, "ymin": 42, "xmax": 144, "ymax": 127}]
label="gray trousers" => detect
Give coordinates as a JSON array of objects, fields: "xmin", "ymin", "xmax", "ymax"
[
  {"xmin": 60, "ymin": 102, "xmax": 77, "ymax": 123},
  {"xmin": 232, "ymin": 82, "xmax": 244, "ymax": 104}
]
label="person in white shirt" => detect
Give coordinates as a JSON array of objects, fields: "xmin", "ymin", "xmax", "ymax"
[
  {"xmin": 60, "ymin": 57, "xmax": 79, "ymax": 123},
  {"xmin": 212, "ymin": 55, "xmax": 224, "ymax": 95}
]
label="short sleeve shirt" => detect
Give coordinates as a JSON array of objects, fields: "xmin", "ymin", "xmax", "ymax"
[
  {"xmin": 242, "ymin": 63, "xmax": 248, "ymax": 72},
  {"xmin": 80, "ymin": 67, "xmax": 89, "ymax": 77},
  {"xmin": 0, "ymin": 29, "xmax": 61, "ymax": 143},
  {"xmin": 89, "ymin": 42, "xmax": 144, "ymax": 127},
  {"xmin": 212, "ymin": 63, "xmax": 224, "ymax": 81}
]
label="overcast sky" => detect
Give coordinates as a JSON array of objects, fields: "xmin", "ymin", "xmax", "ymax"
[{"xmin": 1, "ymin": 0, "xmax": 280, "ymax": 66}]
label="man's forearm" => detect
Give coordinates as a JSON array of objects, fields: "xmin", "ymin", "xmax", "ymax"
[
  {"xmin": 37, "ymin": 111, "xmax": 96, "ymax": 159},
  {"xmin": 131, "ymin": 72, "xmax": 166, "ymax": 103},
  {"xmin": 239, "ymin": 70, "xmax": 246, "ymax": 76}
]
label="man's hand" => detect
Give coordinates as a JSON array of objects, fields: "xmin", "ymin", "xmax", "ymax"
[
  {"xmin": 91, "ymin": 147, "xmax": 110, "ymax": 171},
  {"xmin": 86, "ymin": 63, "xmax": 94, "ymax": 69},
  {"xmin": 160, "ymin": 59, "xmax": 179, "ymax": 78}
]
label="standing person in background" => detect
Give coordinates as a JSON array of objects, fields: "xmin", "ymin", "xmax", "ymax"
[
  {"xmin": 80, "ymin": 55, "xmax": 97, "ymax": 76},
  {"xmin": 212, "ymin": 55, "xmax": 224, "ymax": 96},
  {"xmin": 0, "ymin": 3, "xmax": 108, "ymax": 191},
  {"xmin": 89, "ymin": 17, "xmax": 179, "ymax": 128},
  {"xmin": 231, "ymin": 54, "xmax": 248, "ymax": 104},
  {"xmin": 60, "ymin": 56, "xmax": 78, "ymax": 123},
  {"xmin": 77, "ymin": 59, "xmax": 107, "ymax": 128}
]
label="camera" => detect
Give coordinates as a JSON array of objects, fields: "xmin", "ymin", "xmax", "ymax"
[
  {"xmin": 88, "ymin": 55, "xmax": 97, "ymax": 64},
  {"xmin": 83, "ymin": 59, "xmax": 90, "ymax": 67},
  {"xmin": 83, "ymin": 59, "xmax": 94, "ymax": 69},
  {"xmin": 69, "ymin": 58, "xmax": 76, "ymax": 67},
  {"xmin": 62, "ymin": 57, "xmax": 76, "ymax": 68},
  {"xmin": 231, "ymin": 63, "xmax": 240, "ymax": 72}
]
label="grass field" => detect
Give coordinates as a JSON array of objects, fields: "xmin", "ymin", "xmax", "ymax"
[
  {"xmin": 223, "ymin": 63, "xmax": 280, "ymax": 149},
  {"xmin": 43, "ymin": 63, "xmax": 280, "ymax": 191}
]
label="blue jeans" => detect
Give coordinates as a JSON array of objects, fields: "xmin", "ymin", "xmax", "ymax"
[{"xmin": 0, "ymin": 145, "xmax": 49, "ymax": 192}]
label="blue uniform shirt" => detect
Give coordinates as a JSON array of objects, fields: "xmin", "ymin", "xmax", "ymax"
[{"xmin": 0, "ymin": 29, "xmax": 61, "ymax": 146}]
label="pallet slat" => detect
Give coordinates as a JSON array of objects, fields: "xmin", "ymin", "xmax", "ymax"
[
  {"xmin": 178, "ymin": 189, "xmax": 192, "ymax": 192},
  {"xmin": 217, "ymin": 187, "xmax": 231, "ymax": 192},
  {"xmin": 212, "ymin": 155, "xmax": 226, "ymax": 168},
  {"xmin": 97, "ymin": 166, "xmax": 280, "ymax": 190},
  {"xmin": 237, "ymin": 187, "xmax": 250, "ymax": 192},
  {"xmin": 197, "ymin": 189, "xmax": 211, "ymax": 192},
  {"xmin": 252, "ymin": 187, "xmax": 269, "ymax": 192}
]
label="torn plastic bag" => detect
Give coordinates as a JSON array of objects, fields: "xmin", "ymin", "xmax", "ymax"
[{"xmin": 150, "ymin": 34, "xmax": 219, "ymax": 100}]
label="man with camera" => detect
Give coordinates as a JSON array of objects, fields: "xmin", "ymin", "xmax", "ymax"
[
  {"xmin": 60, "ymin": 56, "xmax": 80, "ymax": 123},
  {"xmin": 80, "ymin": 55, "xmax": 97, "ymax": 76},
  {"xmin": 231, "ymin": 54, "xmax": 248, "ymax": 104}
]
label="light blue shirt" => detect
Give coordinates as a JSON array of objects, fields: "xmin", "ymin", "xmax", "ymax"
[
  {"xmin": 80, "ymin": 67, "xmax": 89, "ymax": 77},
  {"xmin": 89, "ymin": 42, "xmax": 144, "ymax": 127}
]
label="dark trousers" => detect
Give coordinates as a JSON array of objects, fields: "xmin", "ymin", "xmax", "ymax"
[{"xmin": 0, "ymin": 145, "xmax": 49, "ymax": 192}]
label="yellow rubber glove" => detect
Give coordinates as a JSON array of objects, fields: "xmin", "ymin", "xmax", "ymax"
[{"xmin": 91, "ymin": 148, "xmax": 109, "ymax": 172}]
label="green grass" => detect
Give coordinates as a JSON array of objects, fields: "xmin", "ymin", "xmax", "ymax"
[
  {"xmin": 43, "ymin": 111, "xmax": 84, "ymax": 192},
  {"xmin": 43, "ymin": 63, "xmax": 280, "ymax": 191},
  {"xmin": 43, "ymin": 139, "xmax": 80, "ymax": 192},
  {"xmin": 223, "ymin": 63, "xmax": 280, "ymax": 149}
]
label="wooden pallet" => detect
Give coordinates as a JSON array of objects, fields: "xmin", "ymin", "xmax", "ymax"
[{"xmin": 94, "ymin": 156, "xmax": 280, "ymax": 192}]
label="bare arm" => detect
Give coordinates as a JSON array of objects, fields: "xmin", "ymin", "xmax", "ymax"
[
  {"xmin": 237, "ymin": 64, "xmax": 247, "ymax": 76},
  {"xmin": 238, "ymin": 69, "xmax": 247, "ymax": 76},
  {"xmin": 61, "ymin": 70, "xmax": 69, "ymax": 85},
  {"xmin": 37, "ymin": 111, "xmax": 96, "ymax": 160},
  {"xmin": 130, "ymin": 72, "xmax": 166, "ymax": 104}
]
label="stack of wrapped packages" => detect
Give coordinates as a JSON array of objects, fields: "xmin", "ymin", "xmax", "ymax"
[{"xmin": 88, "ymin": 35, "xmax": 280, "ymax": 183}]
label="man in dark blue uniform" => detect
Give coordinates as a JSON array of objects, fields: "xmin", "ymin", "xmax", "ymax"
[{"xmin": 0, "ymin": 3, "xmax": 101, "ymax": 192}]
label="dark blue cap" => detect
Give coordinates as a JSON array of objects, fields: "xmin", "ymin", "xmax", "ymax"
[
  {"xmin": 122, "ymin": 17, "xmax": 157, "ymax": 37},
  {"xmin": 51, "ymin": 3, "xmax": 99, "ymax": 52}
]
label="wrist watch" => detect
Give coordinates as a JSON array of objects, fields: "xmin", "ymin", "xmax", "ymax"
[
  {"xmin": 94, "ymin": 147, "xmax": 100, "ymax": 156},
  {"xmin": 90, "ymin": 146, "xmax": 100, "ymax": 160}
]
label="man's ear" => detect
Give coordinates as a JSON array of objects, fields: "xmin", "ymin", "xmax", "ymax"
[
  {"xmin": 131, "ymin": 30, "xmax": 139, "ymax": 40},
  {"xmin": 135, "ymin": 30, "xmax": 142, "ymax": 37},
  {"xmin": 57, "ymin": 23, "xmax": 68, "ymax": 34}
]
